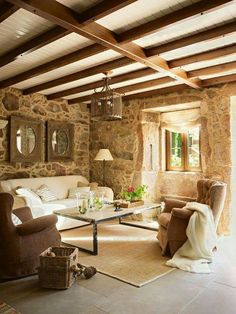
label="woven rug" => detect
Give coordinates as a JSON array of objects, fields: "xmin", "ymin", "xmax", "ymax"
[
  {"xmin": 61, "ymin": 222, "xmax": 174, "ymax": 287},
  {"xmin": 0, "ymin": 301, "xmax": 19, "ymax": 314}
]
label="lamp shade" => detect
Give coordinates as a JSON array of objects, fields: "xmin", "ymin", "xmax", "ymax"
[{"xmin": 94, "ymin": 149, "xmax": 113, "ymax": 161}]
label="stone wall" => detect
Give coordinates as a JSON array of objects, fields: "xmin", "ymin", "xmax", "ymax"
[
  {"xmin": 90, "ymin": 82, "xmax": 236, "ymax": 234},
  {"xmin": 0, "ymin": 87, "xmax": 90, "ymax": 180}
]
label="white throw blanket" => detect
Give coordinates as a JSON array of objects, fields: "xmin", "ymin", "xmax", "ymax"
[{"xmin": 166, "ymin": 202, "xmax": 218, "ymax": 273}]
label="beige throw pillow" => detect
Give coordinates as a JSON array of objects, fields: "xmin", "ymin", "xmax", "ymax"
[
  {"xmin": 68, "ymin": 187, "xmax": 90, "ymax": 199},
  {"xmin": 77, "ymin": 181, "xmax": 89, "ymax": 188},
  {"xmin": 89, "ymin": 182, "xmax": 98, "ymax": 191},
  {"xmin": 35, "ymin": 184, "xmax": 57, "ymax": 202}
]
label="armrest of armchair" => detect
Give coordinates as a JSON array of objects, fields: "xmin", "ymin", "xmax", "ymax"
[
  {"xmin": 171, "ymin": 207, "xmax": 193, "ymax": 220},
  {"xmin": 163, "ymin": 198, "xmax": 187, "ymax": 213},
  {"xmin": 97, "ymin": 186, "xmax": 114, "ymax": 201},
  {"xmin": 16, "ymin": 214, "xmax": 58, "ymax": 236},
  {"xmin": 13, "ymin": 206, "xmax": 33, "ymax": 222},
  {"xmin": 167, "ymin": 208, "xmax": 193, "ymax": 242}
]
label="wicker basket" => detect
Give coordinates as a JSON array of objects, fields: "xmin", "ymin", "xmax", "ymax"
[{"xmin": 38, "ymin": 247, "xmax": 79, "ymax": 289}]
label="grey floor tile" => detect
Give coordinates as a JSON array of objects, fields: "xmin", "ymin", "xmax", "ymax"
[
  {"xmin": 180, "ymin": 282, "xmax": 236, "ymax": 314},
  {"xmin": 1, "ymin": 276, "xmax": 108, "ymax": 314},
  {"xmin": 77, "ymin": 272, "xmax": 124, "ymax": 297},
  {"xmin": 80, "ymin": 305, "xmax": 109, "ymax": 314},
  {"xmin": 96, "ymin": 274, "xmax": 204, "ymax": 314},
  {"xmin": 214, "ymin": 266, "xmax": 236, "ymax": 288}
]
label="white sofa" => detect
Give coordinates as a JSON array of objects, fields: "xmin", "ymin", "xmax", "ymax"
[{"xmin": 0, "ymin": 175, "xmax": 114, "ymax": 230}]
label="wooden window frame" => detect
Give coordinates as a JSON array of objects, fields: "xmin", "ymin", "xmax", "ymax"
[{"xmin": 166, "ymin": 128, "xmax": 201, "ymax": 172}]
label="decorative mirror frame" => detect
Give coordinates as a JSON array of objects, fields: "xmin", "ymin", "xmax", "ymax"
[
  {"xmin": 10, "ymin": 116, "xmax": 43, "ymax": 163},
  {"xmin": 46, "ymin": 121, "xmax": 74, "ymax": 162}
]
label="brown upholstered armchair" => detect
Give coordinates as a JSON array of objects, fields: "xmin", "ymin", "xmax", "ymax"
[
  {"xmin": 0, "ymin": 193, "xmax": 61, "ymax": 280},
  {"xmin": 157, "ymin": 179, "xmax": 227, "ymax": 257}
]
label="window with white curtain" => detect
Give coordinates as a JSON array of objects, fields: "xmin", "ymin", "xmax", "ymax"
[{"xmin": 161, "ymin": 108, "xmax": 202, "ymax": 172}]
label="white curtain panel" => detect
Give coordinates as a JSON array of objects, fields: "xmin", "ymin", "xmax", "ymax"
[{"xmin": 160, "ymin": 108, "xmax": 201, "ymax": 132}]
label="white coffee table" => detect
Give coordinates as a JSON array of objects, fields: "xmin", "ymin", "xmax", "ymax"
[{"xmin": 54, "ymin": 203, "xmax": 160, "ymax": 255}]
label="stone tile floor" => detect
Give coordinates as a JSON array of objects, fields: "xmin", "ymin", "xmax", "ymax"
[{"xmin": 1, "ymin": 233, "xmax": 236, "ymax": 314}]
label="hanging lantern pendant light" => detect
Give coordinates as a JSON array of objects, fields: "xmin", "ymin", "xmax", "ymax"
[{"xmin": 91, "ymin": 73, "xmax": 122, "ymax": 121}]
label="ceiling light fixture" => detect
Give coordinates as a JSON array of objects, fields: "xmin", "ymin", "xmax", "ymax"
[{"xmin": 91, "ymin": 72, "xmax": 122, "ymax": 121}]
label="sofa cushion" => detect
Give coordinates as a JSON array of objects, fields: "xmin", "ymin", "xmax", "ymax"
[
  {"xmin": 15, "ymin": 187, "xmax": 42, "ymax": 206},
  {"xmin": 158, "ymin": 213, "xmax": 171, "ymax": 228},
  {"xmin": 35, "ymin": 185, "xmax": 57, "ymax": 202},
  {"xmin": 68, "ymin": 187, "xmax": 90, "ymax": 199},
  {"xmin": 0, "ymin": 175, "xmax": 89, "ymax": 200}
]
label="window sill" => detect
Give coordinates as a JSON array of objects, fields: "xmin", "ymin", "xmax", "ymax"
[{"xmin": 160, "ymin": 170, "xmax": 202, "ymax": 174}]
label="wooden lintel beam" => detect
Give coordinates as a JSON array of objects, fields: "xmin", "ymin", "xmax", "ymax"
[
  {"xmin": 0, "ymin": 25, "xmax": 70, "ymax": 67},
  {"xmin": 117, "ymin": 0, "xmax": 234, "ymax": 43},
  {"xmin": 0, "ymin": 44, "xmax": 107, "ymax": 88},
  {"xmin": 47, "ymin": 67, "xmax": 156, "ymax": 100},
  {"xmin": 23, "ymin": 57, "xmax": 134, "ymax": 95},
  {"xmin": 147, "ymin": 21, "xmax": 236, "ymax": 57},
  {"xmin": 68, "ymin": 76, "xmax": 175, "ymax": 104},
  {"xmin": 8, "ymin": 0, "xmax": 201, "ymax": 92},
  {"xmin": 188, "ymin": 61, "xmax": 236, "ymax": 78},
  {"xmin": 78, "ymin": 0, "xmax": 137, "ymax": 26},
  {"xmin": 0, "ymin": 2, "xmax": 18, "ymax": 23},
  {"xmin": 169, "ymin": 44, "xmax": 236, "ymax": 68}
]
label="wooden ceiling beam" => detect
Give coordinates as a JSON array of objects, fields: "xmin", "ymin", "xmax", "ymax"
[
  {"xmin": 48, "ymin": 43, "xmax": 236, "ymax": 99},
  {"xmin": 68, "ymin": 76, "xmax": 175, "ymax": 104},
  {"xmin": 23, "ymin": 57, "xmax": 134, "ymax": 95},
  {"xmin": 2, "ymin": 21, "xmax": 236, "ymax": 90},
  {"xmin": 118, "ymin": 73, "xmax": 236, "ymax": 101},
  {"xmin": 121, "ymin": 85, "xmax": 188, "ymax": 101},
  {"xmin": 0, "ymin": 1, "xmax": 18, "ymax": 23},
  {"xmin": 0, "ymin": 25, "xmax": 70, "ymax": 68},
  {"xmin": 47, "ymin": 67, "xmax": 156, "ymax": 100},
  {"xmin": 202, "ymin": 73, "xmax": 236, "ymax": 87},
  {"xmin": 188, "ymin": 61, "xmax": 236, "ymax": 78},
  {"xmin": 117, "ymin": 0, "xmax": 233, "ymax": 43},
  {"xmin": 147, "ymin": 21, "xmax": 236, "ymax": 57},
  {"xmin": 1, "ymin": 23, "xmax": 235, "ymax": 89},
  {"xmin": 8, "ymin": 0, "xmax": 201, "ymax": 92},
  {"xmin": 0, "ymin": 44, "xmax": 107, "ymax": 88},
  {"xmin": 0, "ymin": 0, "xmax": 136, "ymax": 68},
  {"xmin": 169, "ymin": 44, "xmax": 236, "ymax": 68},
  {"xmin": 69, "ymin": 84, "xmax": 188, "ymax": 103},
  {"xmin": 78, "ymin": 0, "xmax": 137, "ymax": 26}
]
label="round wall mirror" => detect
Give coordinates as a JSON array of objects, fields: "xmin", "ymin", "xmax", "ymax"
[
  {"xmin": 16, "ymin": 126, "xmax": 36, "ymax": 156},
  {"xmin": 52, "ymin": 129, "xmax": 68, "ymax": 155}
]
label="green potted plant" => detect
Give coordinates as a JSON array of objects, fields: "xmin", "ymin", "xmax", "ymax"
[{"xmin": 120, "ymin": 185, "xmax": 148, "ymax": 207}]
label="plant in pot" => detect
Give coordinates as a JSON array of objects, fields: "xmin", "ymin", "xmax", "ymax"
[{"xmin": 120, "ymin": 185, "xmax": 148, "ymax": 207}]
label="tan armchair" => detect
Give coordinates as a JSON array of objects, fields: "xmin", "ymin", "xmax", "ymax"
[
  {"xmin": 157, "ymin": 179, "xmax": 227, "ymax": 257},
  {"xmin": 0, "ymin": 193, "xmax": 61, "ymax": 280}
]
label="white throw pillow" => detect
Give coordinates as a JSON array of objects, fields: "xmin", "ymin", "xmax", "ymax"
[
  {"xmin": 11, "ymin": 213, "xmax": 22, "ymax": 226},
  {"xmin": 35, "ymin": 184, "xmax": 57, "ymax": 202},
  {"xmin": 15, "ymin": 187, "xmax": 42, "ymax": 206},
  {"xmin": 68, "ymin": 187, "xmax": 90, "ymax": 199}
]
